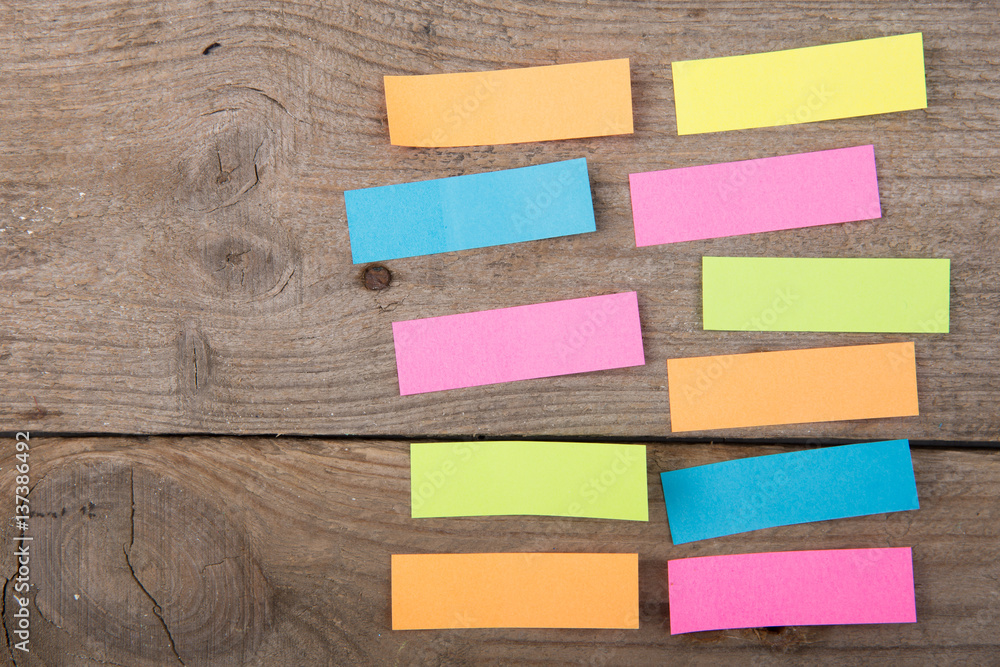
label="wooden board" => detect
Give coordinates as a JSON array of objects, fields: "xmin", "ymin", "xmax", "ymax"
[
  {"xmin": 2, "ymin": 1, "xmax": 999, "ymax": 441},
  {"xmin": 1, "ymin": 436, "xmax": 997, "ymax": 665}
]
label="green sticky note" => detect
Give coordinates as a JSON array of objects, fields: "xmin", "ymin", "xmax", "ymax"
[
  {"xmin": 703, "ymin": 257, "xmax": 950, "ymax": 333},
  {"xmin": 410, "ymin": 441, "xmax": 648, "ymax": 521}
]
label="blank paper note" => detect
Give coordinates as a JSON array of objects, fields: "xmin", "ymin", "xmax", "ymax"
[
  {"xmin": 392, "ymin": 553, "xmax": 639, "ymax": 629},
  {"xmin": 345, "ymin": 158, "xmax": 595, "ymax": 264},
  {"xmin": 672, "ymin": 33, "xmax": 927, "ymax": 135},
  {"xmin": 666, "ymin": 342, "xmax": 919, "ymax": 432},
  {"xmin": 411, "ymin": 441, "xmax": 648, "ymax": 520},
  {"xmin": 703, "ymin": 257, "xmax": 950, "ymax": 333},
  {"xmin": 393, "ymin": 291, "xmax": 645, "ymax": 395},
  {"xmin": 630, "ymin": 145, "xmax": 881, "ymax": 246},
  {"xmin": 668, "ymin": 548, "xmax": 917, "ymax": 634},
  {"xmin": 660, "ymin": 440, "xmax": 919, "ymax": 544},
  {"xmin": 384, "ymin": 59, "xmax": 633, "ymax": 147}
]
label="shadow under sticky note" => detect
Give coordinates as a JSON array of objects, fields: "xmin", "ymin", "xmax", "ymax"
[
  {"xmin": 671, "ymin": 32, "xmax": 927, "ymax": 135},
  {"xmin": 666, "ymin": 342, "xmax": 919, "ymax": 432},
  {"xmin": 384, "ymin": 59, "xmax": 633, "ymax": 147},
  {"xmin": 393, "ymin": 291, "xmax": 645, "ymax": 395},
  {"xmin": 411, "ymin": 441, "xmax": 648, "ymax": 520},
  {"xmin": 392, "ymin": 553, "xmax": 639, "ymax": 630},
  {"xmin": 660, "ymin": 440, "xmax": 919, "ymax": 544},
  {"xmin": 702, "ymin": 257, "xmax": 950, "ymax": 333},
  {"xmin": 344, "ymin": 158, "xmax": 596, "ymax": 263},
  {"xmin": 667, "ymin": 548, "xmax": 917, "ymax": 634},
  {"xmin": 629, "ymin": 145, "xmax": 881, "ymax": 246}
]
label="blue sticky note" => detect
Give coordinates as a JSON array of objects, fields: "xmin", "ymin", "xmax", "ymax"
[
  {"xmin": 344, "ymin": 158, "xmax": 596, "ymax": 263},
  {"xmin": 659, "ymin": 440, "xmax": 919, "ymax": 544}
]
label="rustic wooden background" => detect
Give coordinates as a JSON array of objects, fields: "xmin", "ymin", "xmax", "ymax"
[
  {"xmin": 2, "ymin": 0, "xmax": 999, "ymax": 442},
  {"xmin": 1, "ymin": 438, "xmax": 998, "ymax": 666},
  {"xmin": 1, "ymin": 0, "xmax": 998, "ymax": 664}
]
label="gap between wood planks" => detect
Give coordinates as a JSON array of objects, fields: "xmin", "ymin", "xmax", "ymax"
[{"xmin": 2, "ymin": 431, "xmax": 997, "ymax": 450}]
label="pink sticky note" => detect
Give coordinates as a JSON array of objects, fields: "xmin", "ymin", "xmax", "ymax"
[
  {"xmin": 668, "ymin": 547, "xmax": 916, "ymax": 634},
  {"xmin": 392, "ymin": 292, "xmax": 645, "ymax": 395},
  {"xmin": 629, "ymin": 145, "xmax": 881, "ymax": 246}
]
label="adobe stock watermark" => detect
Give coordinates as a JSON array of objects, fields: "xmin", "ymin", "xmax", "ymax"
[
  {"xmin": 915, "ymin": 308, "xmax": 949, "ymax": 336},
  {"xmin": 10, "ymin": 431, "xmax": 32, "ymax": 653},
  {"xmin": 852, "ymin": 198, "xmax": 883, "ymax": 222},
  {"xmin": 557, "ymin": 297, "xmax": 622, "ymax": 361},
  {"xmin": 774, "ymin": 82, "xmax": 835, "ymax": 126},
  {"xmin": 599, "ymin": 111, "xmax": 632, "ymax": 137},
  {"xmin": 685, "ymin": 286, "xmax": 799, "ymax": 400},
  {"xmin": 850, "ymin": 545, "xmax": 889, "ymax": 569},
  {"xmin": 520, "ymin": 445, "xmax": 645, "ymax": 559},
  {"xmin": 391, "ymin": 318, "xmax": 428, "ymax": 355},
  {"xmin": 421, "ymin": 73, "xmax": 502, "ymax": 146},
  {"xmin": 574, "ymin": 446, "xmax": 642, "ymax": 513},
  {"xmin": 409, "ymin": 441, "xmax": 478, "ymax": 514},
  {"xmin": 679, "ymin": 353, "xmax": 736, "ymax": 402},
  {"xmin": 509, "ymin": 166, "xmax": 578, "ymax": 236},
  {"xmin": 742, "ymin": 467, "xmax": 790, "ymax": 521},
  {"xmin": 741, "ymin": 286, "xmax": 799, "ymax": 331},
  {"xmin": 718, "ymin": 156, "xmax": 761, "ymax": 203}
]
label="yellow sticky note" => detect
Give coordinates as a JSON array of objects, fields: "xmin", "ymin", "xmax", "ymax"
[
  {"xmin": 384, "ymin": 59, "xmax": 633, "ymax": 147},
  {"xmin": 672, "ymin": 33, "xmax": 927, "ymax": 135}
]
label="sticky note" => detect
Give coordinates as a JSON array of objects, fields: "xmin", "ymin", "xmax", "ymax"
[
  {"xmin": 411, "ymin": 442, "xmax": 648, "ymax": 520},
  {"xmin": 660, "ymin": 440, "xmax": 918, "ymax": 544},
  {"xmin": 668, "ymin": 547, "xmax": 916, "ymax": 634},
  {"xmin": 630, "ymin": 145, "xmax": 881, "ymax": 246},
  {"xmin": 384, "ymin": 59, "xmax": 633, "ymax": 147},
  {"xmin": 672, "ymin": 32, "xmax": 927, "ymax": 135},
  {"xmin": 666, "ymin": 342, "xmax": 918, "ymax": 432},
  {"xmin": 392, "ymin": 553, "xmax": 639, "ymax": 629},
  {"xmin": 393, "ymin": 291, "xmax": 645, "ymax": 395},
  {"xmin": 344, "ymin": 158, "xmax": 596, "ymax": 263},
  {"xmin": 703, "ymin": 257, "xmax": 951, "ymax": 333}
]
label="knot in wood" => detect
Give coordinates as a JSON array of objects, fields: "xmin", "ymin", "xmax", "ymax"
[
  {"xmin": 201, "ymin": 227, "xmax": 297, "ymax": 303},
  {"xmin": 28, "ymin": 460, "xmax": 272, "ymax": 664},
  {"xmin": 363, "ymin": 265, "xmax": 392, "ymax": 291}
]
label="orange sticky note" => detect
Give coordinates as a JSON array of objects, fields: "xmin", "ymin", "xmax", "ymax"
[
  {"xmin": 384, "ymin": 59, "xmax": 633, "ymax": 147},
  {"xmin": 391, "ymin": 553, "xmax": 639, "ymax": 629},
  {"xmin": 667, "ymin": 342, "xmax": 919, "ymax": 432}
]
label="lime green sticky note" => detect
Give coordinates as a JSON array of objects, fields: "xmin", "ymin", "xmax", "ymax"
[
  {"xmin": 410, "ymin": 441, "xmax": 648, "ymax": 520},
  {"xmin": 672, "ymin": 33, "xmax": 927, "ymax": 135},
  {"xmin": 703, "ymin": 257, "xmax": 950, "ymax": 333}
]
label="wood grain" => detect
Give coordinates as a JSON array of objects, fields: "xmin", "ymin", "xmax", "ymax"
[
  {"xmin": 0, "ymin": 436, "xmax": 996, "ymax": 665},
  {"xmin": 3, "ymin": 5, "xmax": 996, "ymax": 663},
  {"xmin": 1, "ymin": 1, "xmax": 998, "ymax": 441}
]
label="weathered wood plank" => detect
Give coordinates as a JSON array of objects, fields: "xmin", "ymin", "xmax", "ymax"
[
  {"xmin": 2, "ymin": 1, "xmax": 999, "ymax": 440},
  {"xmin": 1, "ymin": 436, "xmax": 997, "ymax": 665}
]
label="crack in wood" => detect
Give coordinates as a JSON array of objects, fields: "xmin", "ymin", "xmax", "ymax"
[
  {"xmin": 200, "ymin": 107, "xmax": 239, "ymax": 117},
  {"xmin": 264, "ymin": 265, "xmax": 295, "ymax": 298},
  {"xmin": 1, "ymin": 575, "xmax": 17, "ymax": 667},
  {"xmin": 200, "ymin": 556, "xmax": 238, "ymax": 574},
  {"xmin": 207, "ymin": 163, "xmax": 259, "ymax": 213},
  {"xmin": 122, "ymin": 469, "xmax": 186, "ymax": 666},
  {"xmin": 32, "ymin": 599, "xmax": 66, "ymax": 632},
  {"xmin": 179, "ymin": 324, "xmax": 210, "ymax": 399},
  {"xmin": 192, "ymin": 344, "xmax": 199, "ymax": 391},
  {"xmin": 228, "ymin": 85, "xmax": 309, "ymax": 124}
]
